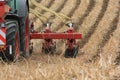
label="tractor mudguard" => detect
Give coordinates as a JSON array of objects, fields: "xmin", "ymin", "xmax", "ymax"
[
  {"xmin": 18, "ymin": 0, "xmax": 29, "ymax": 17},
  {"xmin": 8, "ymin": 0, "xmax": 29, "ymax": 17},
  {"xmin": 5, "ymin": 14, "xmax": 20, "ymax": 23}
]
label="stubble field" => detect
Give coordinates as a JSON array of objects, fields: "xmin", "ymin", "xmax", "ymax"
[{"xmin": 0, "ymin": 0, "xmax": 120, "ymax": 80}]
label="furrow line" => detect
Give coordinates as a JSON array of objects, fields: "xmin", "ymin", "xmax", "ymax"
[
  {"xmin": 81, "ymin": 0, "xmax": 119, "ymax": 62},
  {"xmin": 79, "ymin": 0, "xmax": 110, "ymax": 48}
]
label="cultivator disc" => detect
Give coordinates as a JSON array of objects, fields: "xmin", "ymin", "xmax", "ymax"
[
  {"xmin": 42, "ymin": 40, "xmax": 56, "ymax": 54},
  {"xmin": 42, "ymin": 45, "xmax": 56, "ymax": 54},
  {"xmin": 64, "ymin": 45, "xmax": 79, "ymax": 58}
]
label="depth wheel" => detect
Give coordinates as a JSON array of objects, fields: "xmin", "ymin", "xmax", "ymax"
[
  {"xmin": 64, "ymin": 46, "xmax": 79, "ymax": 58},
  {"xmin": 72, "ymin": 46, "xmax": 79, "ymax": 58},
  {"xmin": 64, "ymin": 49, "xmax": 69, "ymax": 58},
  {"xmin": 50, "ymin": 45, "xmax": 56, "ymax": 54},
  {"xmin": 42, "ymin": 45, "xmax": 56, "ymax": 55}
]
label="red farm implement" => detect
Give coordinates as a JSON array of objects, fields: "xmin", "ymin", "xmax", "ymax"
[{"xmin": 0, "ymin": 0, "xmax": 82, "ymax": 61}]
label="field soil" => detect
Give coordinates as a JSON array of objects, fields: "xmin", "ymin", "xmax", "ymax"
[{"xmin": 0, "ymin": 0, "xmax": 120, "ymax": 80}]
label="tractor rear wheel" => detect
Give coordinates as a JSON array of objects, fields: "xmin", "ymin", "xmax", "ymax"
[
  {"xmin": 19, "ymin": 5, "xmax": 32, "ymax": 57},
  {"xmin": 4, "ymin": 20, "xmax": 20, "ymax": 61}
]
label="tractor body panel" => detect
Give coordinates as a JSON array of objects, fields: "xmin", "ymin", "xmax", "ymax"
[
  {"xmin": 0, "ymin": 1, "xmax": 10, "ymax": 23},
  {"xmin": 8, "ymin": 0, "xmax": 28, "ymax": 17},
  {"xmin": 0, "ymin": 0, "xmax": 30, "ymax": 58},
  {"xmin": 0, "ymin": 1, "xmax": 10, "ymax": 47}
]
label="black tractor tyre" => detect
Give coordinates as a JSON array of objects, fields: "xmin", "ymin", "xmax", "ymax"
[
  {"xmin": 19, "ymin": 17, "xmax": 30, "ymax": 57},
  {"xmin": 19, "ymin": 5, "xmax": 32, "ymax": 57},
  {"xmin": 4, "ymin": 20, "xmax": 20, "ymax": 61}
]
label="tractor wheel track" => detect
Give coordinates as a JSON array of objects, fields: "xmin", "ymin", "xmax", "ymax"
[
  {"xmin": 71, "ymin": 0, "xmax": 91, "ymax": 24},
  {"xmin": 115, "ymin": 41, "xmax": 120, "ymax": 65},
  {"xmin": 96, "ymin": 6, "xmax": 120, "ymax": 65},
  {"xmin": 58, "ymin": 0, "xmax": 96, "ymax": 32},
  {"xmin": 79, "ymin": 0, "xmax": 109, "ymax": 48},
  {"xmin": 45, "ymin": 0, "xmax": 55, "ymax": 8},
  {"xmin": 41, "ymin": 0, "xmax": 55, "ymax": 14},
  {"xmin": 98, "ymin": 20, "xmax": 120, "ymax": 66},
  {"xmin": 35, "ymin": 0, "xmax": 67, "ymax": 26},
  {"xmin": 54, "ymin": 0, "xmax": 68, "ymax": 13},
  {"xmin": 115, "ymin": 43, "xmax": 120, "ymax": 65},
  {"xmin": 45, "ymin": 0, "xmax": 68, "ymax": 22},
  {"xmin": 97, "ymin": 9, "xmax": 119, "ymax": 54},
  {"xmin": 30, "ymin": 0, "xmax": 54, "ymax": 25},
  {"xmin": 68, "ymin": 0, "xmax": 81, "ymax": 17},
  {"xmin": 52, "ymin": 0, "xmax": 82, "ymax": 31},
  {"xmin": 32, "ymin": 0, "xmax": 53, "ymax": 15},
  {"xmin": 33, "ymin": 0, "xmax": 66, "ymax": 19},
  {"xmin": 55, "ymin": 0, "xmax": 81, "ymax": 31},
  {"xmin": 77, "ymin": 0, "xmax": 95, "ymax": 26},
  {"xmin": 114, "ymin": 6, "xmax": 120, "ymax": 65},
  {"xmin": 71, "ymin": 0, "xmax": 96, "ymax": 33},
  {"xmin": 41, "ymin": 0, "xmax": 67, "ymax": 19},
  {"xmin": 91, "ymin": 7, "xmax": 120, "ymax": 62},
  {"xmin": 81, "ymin": 0, "xmax": 119, "ymax": 62},
  {"xmin": 34, "ymin": 0, "xmax": 67, "ymax": 30},
  {"xmin": 54, "ymin": 0, "xmax": 92, "ymax": 31}
]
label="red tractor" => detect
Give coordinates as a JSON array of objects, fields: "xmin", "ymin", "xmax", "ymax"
[
  {"xmin": 0, "ymin": 0, "xmax": 82, "ymax": 61},
  {"xmin": 0, "ymin": 0, "xmax": 32, "ymax": 61}
]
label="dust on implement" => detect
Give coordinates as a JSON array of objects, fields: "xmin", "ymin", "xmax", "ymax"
[{"xmin": 0, "ymin": 0, "xmax": 82, "ymax": 61}]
